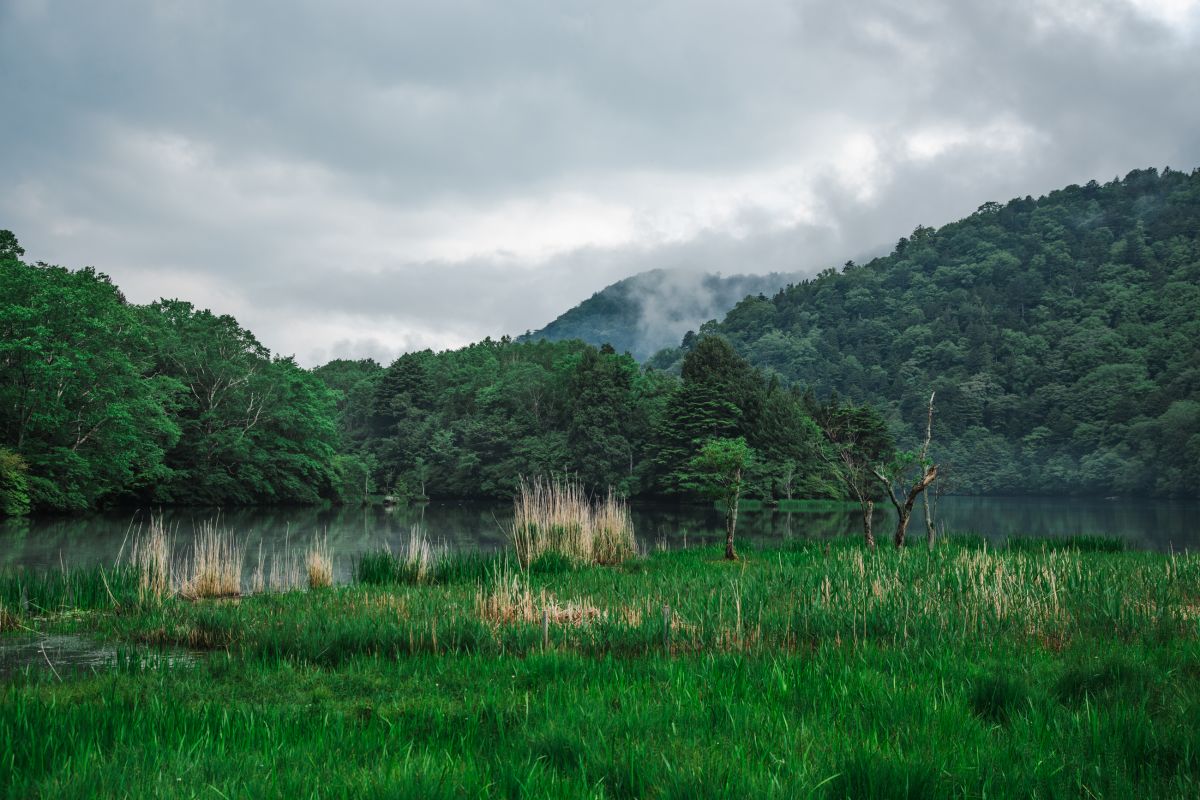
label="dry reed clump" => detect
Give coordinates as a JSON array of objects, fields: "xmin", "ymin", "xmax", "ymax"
[
  {"xmin": 403, "ymin": 524, "xmax": 441, "ymax": 583},
  {"xmin": 476, "ymin": 565, "xmax": 601, "ymax": 626},
  {"xmin": 511, "ymin": 476, "xmax": 636, "ymax": 567},
  {"xmin": 129, "ymin": 516, "xmax": 172, "ymax": 603},
  {"xmin": 306, "ymin": 535, "xmax": 333, "ymax": 589},
  {"xmin": 181, "ymin": 521, "xmax": 245, "ymax": 599}
]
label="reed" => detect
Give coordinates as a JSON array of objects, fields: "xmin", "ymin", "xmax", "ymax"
[
  {"xmin": 511, "ymin": 475, "xmax": 636, "ymax": 567},
  {"xmin": 181, "ymin": 520, "xmax": 245, "ymax": 599},
  {"xmin": 129, "ymin": 516, "xmax": 172, "ymax": 603},
  {"xmin": 591, "ymin": 487, "xmax": 637, "ymax": 565},
  {"xmin": 306, "ymin": 535, "xmax": 333, "ymax": 589},
  {"xmin": 269, "ymin": 546, "xmax": 306, "ymax": 592}
]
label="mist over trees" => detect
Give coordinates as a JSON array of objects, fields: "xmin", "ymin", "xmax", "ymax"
[{"xmin": 520, "ymin": 269, "xmax": 797, "ymax": 361}]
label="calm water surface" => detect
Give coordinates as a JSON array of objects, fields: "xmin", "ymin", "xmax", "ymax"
[{"xmin": 1, "ymin": 496, "xmax": 1197, "ymax": 580}]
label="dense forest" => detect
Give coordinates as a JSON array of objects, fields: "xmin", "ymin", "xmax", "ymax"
[
  {"xmin": 650, "ymin": 167, "xmax": 1200, "ymax": 498},
  {"xmin": 0, "ymin": 232, "xmax": 357, "ymax": 514},
  {"xmin": 520, "ymin": 269, "xmax": 795, "ymax": 360},
  {"xmin": 319, "ymin": 334, "xmax": 837, "ymax": 503}
]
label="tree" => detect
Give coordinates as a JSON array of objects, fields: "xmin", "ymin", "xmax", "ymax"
[
  {"xmin": 0, "ymin": 447, "xmax": 30, "ymax": 516},
  {"xmin": 871, "ymin": 392, "xmax": 939, "ymax": 547},
  {"xmin": 0, "ymin": 259, "xmax": 178, "ymax": 510},
  {"xmin": 811, "ymin": 399, "xmax": 894, "ymax": 548},
  {"xmin": 684, "ymin": 437, "xmax": 753, "ymax": 560},
  {"xmin": 0, "ymin": 230, "xmax": 24, "ymax": 260}
]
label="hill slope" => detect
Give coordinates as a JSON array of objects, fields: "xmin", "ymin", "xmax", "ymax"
[
  {"xmin": 521, "ymin": 269, "xmax": 796, "ymax": 360},
  {"xmin": 669, "ymin": 168, "xmax": 1200, "ymax": 498}
]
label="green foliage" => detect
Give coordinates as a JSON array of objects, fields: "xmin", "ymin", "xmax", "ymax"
[
  {"xmin": 652, "ymin": 336, "xmax": 831, "ymax": 499},
  {"xmin": 682, "ymin": 437, "xmax": 753, "ymax": 504},
  {"xmin": 0, "ymin": 235, "xmax": 344, "ymax": 512},
  {"xmin": 0, "ymin": 250, "xmax": 179, "ymax": 511},
  {"xmin": 0, "ymin": 447, "xmax": 30, "ymax": 516},
  {"xmin": 704, "ymin": 168, "xmax": 1200, "ymax": 498}
]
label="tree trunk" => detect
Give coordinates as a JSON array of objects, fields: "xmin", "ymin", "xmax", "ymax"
[
  {"xmin": 862, "ymin": 499, "xmax": 875, "ymax": 549},
  {"xmin": 894, "ymin": 507, "xmax": 912, "ymax": 548},
  {"xmin": 922, "ymin": 490, "xmax": 935, "ymax": 549},
  {"xmin": 892, "ymin": 465, "xmax": 937, "ymax": 547},
  {"xmin": 725, "ymin": 473, "xmax": 740, "ymax": 560}
]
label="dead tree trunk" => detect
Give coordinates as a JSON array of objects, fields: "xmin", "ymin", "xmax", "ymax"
[
  {"xmin": 873, "ymin": 392, "xmax": 938, "ymax": 548},
  {"xmin": 922, "ymin": 490, "xmax": 935, "ymax": 549},
  {"xmin": 922, "ymin": 394, "xmax": 937, "ymax": 548},
  {"xmin": 877, "ymin": 466, "xmax": 938, "ymax": 546}
]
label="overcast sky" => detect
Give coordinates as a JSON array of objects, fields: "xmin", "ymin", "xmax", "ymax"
[{"xmin": 3, "ymin": 0, "xmax": 1198, "ymax": 366}]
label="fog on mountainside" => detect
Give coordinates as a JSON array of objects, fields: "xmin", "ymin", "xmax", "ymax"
[{"xmin": 520, "ymin": 269, "xmax": 800, "ymax": 360}]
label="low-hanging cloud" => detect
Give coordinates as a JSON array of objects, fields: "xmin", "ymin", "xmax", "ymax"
[{"xmin": 2, "ymin": 0, "xmax": 1198, "ymax": 366}]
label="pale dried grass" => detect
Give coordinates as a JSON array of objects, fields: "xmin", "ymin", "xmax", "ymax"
[
  {"xmin": 130, "ymin": 516, "xmax": 172, "ymax": 603},
  {"xmin": 306, "ymin": 534, "xmax": 333, "ymax": 589},
  {"xmin": 476, "ymin": 565, "xmax": 601, "ymax": 626},
  {"xmin": 181, "ymin": 520, "xmax": 245, "ymax": 599},
  {"xmin": 511, "ymin": 476, "xmax": 636, "ymax": 567}
]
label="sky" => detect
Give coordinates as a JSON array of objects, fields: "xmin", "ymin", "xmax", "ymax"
[{"xmin": 2, "ymin": 0, "xmax": 1198, "ymax": 367}]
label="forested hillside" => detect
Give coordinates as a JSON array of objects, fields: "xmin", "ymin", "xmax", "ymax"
[
  {"xmin": 0, "ymin": 233, "xmax": 354, "ymax": 513},
  {"xmin": 520, "ymin": 269, "xmax": 795, "ymax": 360},
  {"xmin": 653, "ymin": 168, "xmax": 1200, "ymax": 498}
]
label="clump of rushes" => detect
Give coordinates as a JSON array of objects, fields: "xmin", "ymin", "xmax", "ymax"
[
  {"xmin": 181, "ymin": 520, "xmax": 245, "ymax": 599},
  {"xmin": 403, "ymin": 524, "xmax": 441, "ymax": 583},
  {"xmin": 0, "ymin": 601, "xmax": 16, "ymax": 632},
  {"xmin": 129, "ymin": 516, "xmax": 172, "ymax": 603},
  {"xmin": 511, "ymin": 476, "xmax": 636, "ymax": 567},
  {"xmin": 475, "ymin": 562, "xmax": 600, "ymax": 626},
  {"xmin": 591, "ymin": 488, "xmax": 637, "ymax": 565},
  {"xmin": 306, "ymin": 535, "xmax": 333, "ymax": 589}
]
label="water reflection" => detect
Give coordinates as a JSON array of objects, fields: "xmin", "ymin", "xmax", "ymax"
[{"xmin": 0, "ymin": 496, "xmax": 1196, "ymax": 576}]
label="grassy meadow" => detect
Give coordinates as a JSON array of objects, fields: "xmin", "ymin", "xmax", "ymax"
[{"xmin": 2, "ymin": 531, "xmax": 1199, "ymax": 798}]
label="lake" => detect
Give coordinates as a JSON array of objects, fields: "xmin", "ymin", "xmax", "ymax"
[{"xmin": 0, "ymin": 496, "xmax": 1196, "ymax": 583}]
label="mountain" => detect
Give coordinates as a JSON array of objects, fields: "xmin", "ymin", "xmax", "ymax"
[
  {"xmin": 520, "ymin": 269, "xmax": 797, "ymax": 360},
  {"xmin": 654, "ymin": 167, "xmax": 1200, "ymax": 498}
]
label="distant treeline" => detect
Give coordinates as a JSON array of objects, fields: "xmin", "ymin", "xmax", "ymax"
[{"xmin": 652, "ymin": 167, "xmax": 1200, "ymax": 498}]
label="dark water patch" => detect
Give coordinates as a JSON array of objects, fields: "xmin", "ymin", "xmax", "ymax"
[{"xmin": 0, "ymin": 633, "xmax": 195, "ymax": 679}]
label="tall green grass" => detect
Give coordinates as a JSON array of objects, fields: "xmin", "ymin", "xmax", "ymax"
[
  {"xmin": 3, "ymin": 538, "xmax": 1198, "ymax": 797},
  {"xmin": 0, "ymin": 565, "xmax": 140, "ymax": 614}
]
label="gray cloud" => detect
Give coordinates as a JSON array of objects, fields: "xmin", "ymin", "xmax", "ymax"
[{"xmin": 2, "ymin": 0, "xmax": 1197, "ymax": 366}]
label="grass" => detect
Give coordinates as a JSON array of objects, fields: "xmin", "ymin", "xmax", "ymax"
[
  {"xmin": 2, "ymin": 537, "xmax": 1199, "ymax": 797},
  {"xmin": 305, "ymin": 534, "xmax": 333, "ymax": 589},
  {"xmin": 511, "ymin": 476, "xmax": 637, "ymax": 567},
  {"xmin": 180, "ymin": 520, "xmax": 245, "ymax": 599}
]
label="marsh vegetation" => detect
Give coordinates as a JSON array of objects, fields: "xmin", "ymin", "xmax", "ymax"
[{"xmin": 2, "ymin": 523, "xmax": 1198, "ymax": 797}]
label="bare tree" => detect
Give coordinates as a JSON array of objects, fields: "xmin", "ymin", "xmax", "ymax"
[{"xmin": 871, "ymin": 392, "xmax": 938, "ymax": 548}]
